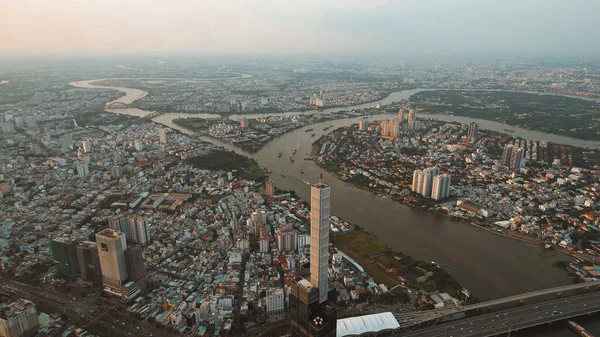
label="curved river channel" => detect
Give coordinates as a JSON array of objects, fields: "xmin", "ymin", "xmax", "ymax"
[{"xmin": 71, "ymin": 79, "xmax": 600, "ymax": 302}]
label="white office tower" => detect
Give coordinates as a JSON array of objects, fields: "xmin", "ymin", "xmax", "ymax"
[
  {"xmin": 75, "ymin": 161, "xmax": 90, "ymax": 178},
  {"xmin": 432, "ymin": 174, "xmax": 451, "ymax": 200},
  {"xmin": 398, "ymin": 108, "xmax": 405, "ymax": 123},
  {"xmin": 82, "ymin": 140, "xmax": 91, "ymax": 153},
  {"xmin": 96, "ymin": 229, "xmax": 128, "ymax": 288},
  {"xmin": 310, "ymin": 180, "xmax": 331, "ymax": 304},
  {"xmin": 159, "ymin": 128, "xmax": 168, "ymax": 144}
]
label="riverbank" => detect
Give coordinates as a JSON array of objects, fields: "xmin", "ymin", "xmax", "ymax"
[{"xmin": 331, "ymin": 229, "xmax": 475, "ymax": 304}]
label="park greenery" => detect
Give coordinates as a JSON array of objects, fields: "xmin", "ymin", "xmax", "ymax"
[{"xmin": 410, "ymin": 90, "xmax": 600, "ymax": 141}]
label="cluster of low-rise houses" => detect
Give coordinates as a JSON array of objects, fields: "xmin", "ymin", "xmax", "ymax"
[{"xmin": 0, "ymin": 116, "xmax": 406, "ymax": 336}]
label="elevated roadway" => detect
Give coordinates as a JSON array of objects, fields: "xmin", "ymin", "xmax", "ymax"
[{"xmin": 394, "ymin": 291, "xmax": 600, "ymax": 336}]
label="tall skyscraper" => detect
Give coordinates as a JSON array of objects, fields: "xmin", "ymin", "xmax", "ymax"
[
  {"xmin": 96, "ymin": 229, "xmax": 128, "ymax": 289},
  {"xmin": 310, "ymin": 180, "xmax": 330, "ymax": 304},
  {"xmin": 432, "ymin": 174, "xmax": 452, "ymax": 200},
  {"xmin": 0, "ymin": 299, "xmax": 39, "ymax": 337},
  {"xmin": 50, "ymin": 235, "xmax": 79, "ymax": 279},
  {"xmin": 159, "ymin": 128, "xmax": 168, "ymax": 144},
  {"xmin": 290, "ymin": 177, "xmax": 336, "ymax": 337},
  {"xmin": 77, "ymin": 241, "xmax": 102, "ymax": 285},
  {"xmin": 398, "ymin": 108, "xmax": 405, "ymax": 123},
  {"xmin": 239, "ymin": 118, "xmax": 247, "ymax": 128},
  {"xmin": 75, "ymin": 161, "xmax": 89, "ymax": 178},
  {"xmin": 468, "ymin": 122, "xmax": 479, "ymax": 140}
]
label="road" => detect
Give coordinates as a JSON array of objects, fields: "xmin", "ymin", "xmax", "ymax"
[
  {"xmin": 0, "ymin": 279, "xmax": 175, "ymax": 337},
  {"xmin": 395, "ymin": 292, "xmax": 600, "ymax": 337}
]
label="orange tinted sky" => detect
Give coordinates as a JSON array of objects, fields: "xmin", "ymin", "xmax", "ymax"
[{"xmin": 1, "ymin": 0, "xmax": 599, "ymax": 56}]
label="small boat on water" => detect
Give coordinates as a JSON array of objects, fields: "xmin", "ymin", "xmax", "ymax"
[
  {"xmin": 290, "ymin": 157, "xmax": 295, "ymax": 163},
  {"xmin": 311, "ymin": 134, "xmax": 316, "ymax": 137},
  {"xmin": 281, "ymin": 174, "xmax": 285, "ymax": 178},
  {"xmin": 278, "ymin": 152, "xmax": 282, "ymax": 158},
  {"xmin": 293, "ymin": 149, "xmax": 297, "ymax": 154},
  {"xmin": 305, "ymin": 128, "xmax": 314, "ymax": 132},
  {"xmin": 299, "ymin": 168, "xmax": 304, "ymax": 174},
  {"xmin": 445, "ymin": 264, "xmax": 450, "ymax": 268},
  {"xmin": 323, "ymin": 127, "xmax": 330, "ymax": 131}
]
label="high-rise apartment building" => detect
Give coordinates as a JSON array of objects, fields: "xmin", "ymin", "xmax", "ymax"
[
  {"xmin": 398, "ymin": 108, "xmax": 405, "ymax": 123},
  {"xmin": 266, "ymin": 288, "xmax": 285, "ymax": 315},
  {"xmin": 25, "ymin": 117, "xmax": 36, "ymax": 129},
  {"xmin": 431, "ymin": 174, "xmax": 452, "ymax": 200},
  {"xmin": 502, "ymin": 145, "xmax": 525, "ymax": 171},
  {"xmin": 380, "ymin": 120, "xmax": 399, "ymax": 139},
  {"xmin": 108, "ymin": 214, "xmax": 151, "ymax": 246},
  {"xmin": 77, "ymin": 241, "xmax": 102, "ymax": 285},
  {"xmin": 265, "ymin": 180, "xmax": 275, "ymax": 197},
  {"xmin": 50, "ymin": 235, "xmax": 79, "ymax": 279},
  {"xmin": 468, "ymin": 122, "xmax": 479, "ymax": 140},
  {"xmin": 407, "ymin": 109, "xmax": 416, "ymax": 127},
  {"xmin": 75, "ymin": 161, "xmax": 89, "ymax": 178},
  {"xmin": 358, "ymin": 119, "xmax": 368, "ymax": 131},
  {"xmin": 239, "ymin": 118, "xmax": 247, "ymax": 128},
  {"xmin": 412, "ymin": 167, "xmax": 441, "ymax": 198},
  {"xmin": 0, "ymin": 299, "xmax": 39, "ymax": 337},
  {"xmin": 277, "ymin": 227, "xmax": 297, "ymax": 252},
  {"xmin": 159, "ymin": 128, "xmax": 168, "ymax": 144}
]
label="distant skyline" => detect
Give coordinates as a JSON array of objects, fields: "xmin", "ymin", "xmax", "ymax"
[{"xmin": 1, "ymin": 0, "xmax": 600, "ymax": 57}]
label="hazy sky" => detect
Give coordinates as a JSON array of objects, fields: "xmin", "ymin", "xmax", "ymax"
[{"xmin": 1, "ymin": 0, "xmax": 599, "ymax": 57}]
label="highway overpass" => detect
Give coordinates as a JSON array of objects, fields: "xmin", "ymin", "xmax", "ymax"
[
  {"xmin": 394, "ymin": 291, "xmax": 600, "ymax": 337},
  {"xmin": 389, "ymin": 280, "xmax": 600, "ymax": 336}
]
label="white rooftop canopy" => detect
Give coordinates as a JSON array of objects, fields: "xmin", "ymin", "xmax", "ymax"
[{"xmin": 337, "ymin": 312, "xmax": 400, "ymax": 337}]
